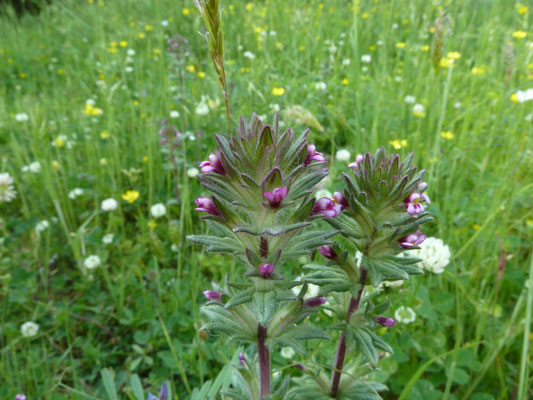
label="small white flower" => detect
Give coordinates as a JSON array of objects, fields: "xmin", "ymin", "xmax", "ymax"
[
  {"xmin": 171, "ymin": 244, "xmax": 179, "ymax": 252},
  {"xmin": 315, "ymin": 189, "xmax": 332, "ymax": 200},
  {"xmin": 187, "ymin": 167, "xmax": 199, "ymax": 178},
  {"xmin": 102, "ymin": 233, "xmax": 114, "ymax": 244},
  {"xmin": 35, "ymin": 220, "xmax": 49, "ymax": 233},
  {"xmin": 15, "ymin": 113, "xmax": 29, "ymax": 122},
  {"xmin": 150, "ymin": 203, "xmax": 167, "ymax": 218},
  {"xmin": 170, "ymin": 110, "xmax": 180, "ymax": 119},
  {"xmin": 20, "ymin": 321, "xmax": 39, "ymax": 337},
  {"xmin": 84, "ymin": 255, "xmax": 101, "ymax": 270},
  {"xmin": 394, "ymin": 306, "xmax": 416, "ymax": 324},
  {"xmin": 85, "ymin": 99, "xmax": 96, "ymax": 106},
  {"xmin": 342, "ymin": 58, "xmax": 351, "ymax": 66},
  {"xmin": 161, "ymin": 20, "xmax": 169, "ymax": 26},
  {"xmin": 315, "ymin": 82, "xmax": 327, "ymax": 91},
  {"xmin": 270, "ymin": 30, "xmax": 277, "ymax": 36},
  {"xmin": 413, "ymin": 103, "xmax": 425, "ymax": 114},
  {"xmin": 195, "ymin": 100, "xmax": 209, "ymax": 116},
  {"xmin": 127, "ymin": 49, "xmax": 136, "ymax": 56},
  {"xmin": 291, "ymin": 276, "xmax": 320, "ymax": 298},
  {"xmin": 243, "ymin": 51, "xmax": 256, "ymax": 60},
  {"xmin": 361, "ymin": 54, "xmax": 371, "ymax": 63},
  {"xmin": 382, "ymin": 280, "xmax": 404, "ymax": 288},
  {"xmin": 23, "ymin": 161, "xmax": 41, "ymax": 173},
  {"xmin": 328, "ymin": 44, "xmax": 338, "ymax": 53},
  {"xmin": 525, "ymin": 113, "xmax": 533, "ymax": 122},
  {"xmin": 411, "ymin": 237, "xmax": 451, "ymax": 274},
  {"xmin": 335, "ymin": 149, "xmax": 351, "ymax": 162},
  {"xmin": 68, "ymin": 188, "xmax": 84, "ymax": 199},
  {"xmin": 392, "ymin": 23, "xmax": 399, "ymax": 29},
  {"xmin": 269, "ymin": 103, "xmax": 280, "ymax": 112},
  {"xmin": 377, "ymin": 40, "xmax": 384, "ymax": 45},
  {"xmin": 280, "ymin": 347, "xmax": 295, "ymax": 359},
  {"xmin": 125, "ymin": 66, "xmax": 134, "ymax": 73},
  {"xmin": 454, "ymin": 102, "xmax": 462, "ymax": 109},
  {"xmin": 0, "ymin": 172, "xmax": 17, "ymax": 202},
  {"xmin": 101, "ymin": 198, "xmax": 118, "ymax": 211},
  {"xmin": 394, "ymin": 76, "xmax": 402, "ymax": 82},
  {"xmin": 514, "ymin": 89, "xmax": 533, "ymax": 103},
  {"xmin": 404, "ymin": 95, "xmax": 416, "ymax": 104}
]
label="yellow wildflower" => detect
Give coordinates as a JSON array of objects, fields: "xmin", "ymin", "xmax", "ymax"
[
  {"xmin": 153, "ymin": 49, "xmax": 161, "ymax": 55},
  {"xmin": 57, "ymin": 69, "xmax": 64, "ymax": 75},
  {"xmin": 99, "ymin": 158, "xmax": 107, "ymax": 166},
  {"xmin": 342, "ymin": 78, "xmax": 349, "ymax": 85},
  {"xmin": 396, "ymin": 42, "xmax": 406, "ymax": 48},
  {"xmin": 420, "ymin": 45, "xmax": 430, "ymax": 51},
  {"xmin": 197, "ymin": 71, "xmax": 206, "ymax": 78},
  {"xmin": 145, "ymin": 25, "xmax": 153, "ymax": 31},
  {"xmin": 440, "ymin": 58, "xmax": 453, "ymax": 68},
  {"xmin": 119, "ymin": 40, "xmax": 128, "ymax": 47},
  {"xmin": 245, "ymin": 2, "xmax": 252, "ymax": 11},
  {"xmin": 51, "ymin": 161, "xmax": 60, "ymax": 171},
  {"xmin": 138, "ymin": 32, "xmax": 146, "ymax": 39},
  {"xmin": 272, "ymin": 87, "xmax": 286, "ymax": 96},
  {"xmin": 148, "ymin": 220, "xmax": 157, "ymax": 229},
  {"xmin": 388, "ymin": 139, "xmax": 408, "ymax": 149},
  {"xmin": 108, "ymin": 48, "xmax": 118, "ymax": 53},
  {"xmin": 182, "ymin": 8, "xmax": 191, "ymax": 15},
  {"xmin": 510, "ymin": 93, "xmax": 520, "ymax": 104},
  {"xmin": 513, "ymin": 30, "xmax": 527, "ymax": 40},
  {"xmin": 54, "ymin": 137, "xmax": 65, "ymax": 148},
  {"xmin": 110, "ymin": 41, "xmax": 118, "ymax": 47},
  {"xmin": 471, "ymin": 67, "xmax": 485, "ymax": 75},
  {"xmin": 142, "ymin": 156, "xmax": 149, "ymax": 162},
  {"xmin": 83, "ymin": 103, "xmax": 103, "ymax": 116},
  {"xmin": 186, "ymin": 65, "xmax": 195, "ymax": 73},
  {"xmin": 122, "ymin": 190, "xmax": 140, "ymax": 203},
  {"xmin": 362, "ymin": 12, "xmax": 370, "ymax": 18},
  {"xmin": 516, "ymin": 4, "xmax": 528, "ymax": 14},
  {"xmin": 440, "ymin": 131, "xmax": 455, "ymax": 140},
  {"xmin": 100, "ymin": 130, "xmax": 110, "ymax": 139},
  {"xmin": 19, "ymin": 72, "xmax": 26, "ymax": 78},
  {"xmin": 447, "ymin": 51, "xmax": 461, "ymax": 60}
]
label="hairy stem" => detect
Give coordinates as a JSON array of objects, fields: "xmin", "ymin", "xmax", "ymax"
[
  {"xmin": 330, "ymin": 268, "xmax": 368, "ymax": 398},
  {"xmin": 257, "ymin": 323, "xmax": 270, "ymax": 399}
]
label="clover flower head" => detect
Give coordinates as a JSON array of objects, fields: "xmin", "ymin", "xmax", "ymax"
[
  {"xmin": 263, "ymin": 186, "xmax": 287, "ymax": 208},
  {"xmin": 194, "ymin": 197, "xmax": 222, "ymax": 217},
  {"xmin": 412, "ymin": 237, "xmax": 451, "ymax": 274},
  {"xmin": 394, "ymin": 306, "xmax": 416, "ymax": 324},
  {"xmin": 20, "ymin": 321, "xmax": 39, "ymax": 337}
]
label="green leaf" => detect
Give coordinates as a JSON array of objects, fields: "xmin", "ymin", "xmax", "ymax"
[
  {"xmin": 100, "ymin": 368, "xmax": 118, "ymax": 400},
  {"xmin": 130, "ymin": 374, "xmax": 144, "ymax": 400},
  {"xmin": 350, "ymin": 327, "xmax": 379, "ymax": 366},
  {"xmin": 225, "ymin": 287, "xmax": 255, "ymax": 308}
]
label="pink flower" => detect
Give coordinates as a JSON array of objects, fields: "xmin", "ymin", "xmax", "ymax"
[
  {"xmin": 263, "ymin": 186, "xmax": 288, "ymax": 208},
  {"xmin": 404, "ymin": 192, "xmax": 427, "ymax": 215},
  {"xmin": 418, "ymin": 182, "xmax": 430, "ymax": 204},
  {"xmin": 399, "ymin": 230, "xmax": 426, "ymax": 248},
  {"xmin": 199, "ymin": 153, "xmax": 225, "ymax": 174},
  {"xmin": 195, "ymin": 197, "xmax": 222, "ymax": 216},
  {"xmin": 333, "ymin": 191, "xmax": 348, "ymax": 209},
  {"xmin": 311, "ymin": 197, "xmax": 341, "ymax": 217},
  {"xmin": 259, "ymin": 263, "xmax": 274, "ymax": 278},
  {"xmin": 15, "ymin": 396, "xmax": 27, "ymax": 400},
  {"xmin": 203, "ymin": 290, "xmax": 222, "ymax": 301},
  {"xmin": 304, "ymin": 144, "xmax": 325, "ymax": 165},
  {"xmin": 348, "ymin": 154, "xmax": 364, "ymax": 168},
  {"xmin": 318, "ymin": 245, "xmax": 338, "ymax": 260},
  {"xmin": 304, "ymin": 296, "xmax": 327, "ymax": 307},
  {"xmin": 375, "ymin": 316, "xmax": 396, "ymax": 327}
]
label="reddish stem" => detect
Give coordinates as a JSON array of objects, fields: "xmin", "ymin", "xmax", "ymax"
[{"xmin": 257, "ymin": 323, "xmax": 270, "ymax": 398}]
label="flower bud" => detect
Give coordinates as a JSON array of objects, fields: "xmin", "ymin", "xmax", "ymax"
[
  {"xmin": 259, "ymin": 263, "xmax": 274, "ymax": 278},
  {"xmin": 304, "ymin": 296, "xmax": 327, "ymax": 307},
  {"xmin": 317, "ymin": 245, "xmax": 338, "ymax": 260},
  {"xmin": 348, "ymin": 154, "xmax": 364, "ymax": 168},
  {"xmin": 263, "ymin": 186, "xmax": 288, "ymax": 208},
  {"xmin": 203, "ymin": 290, "xmax": 222, "ymax": 301},
  {"xmin": 375, "ymin": 316, "xmax": 396, "ymax": 327},
  {"xmin": 311, "ymin": 197, "xmax": 341, "ymax": 217},
  {"xmin": 239, "ymin": 352, "xmax": 246, "ymax": 367},
  {"xmin": 195, "ymin": 197, "xmax": 222, "ymax": 217},
  {"xmin": 399, "ymin": 230, "xmax": 426, "ymax": 248}
]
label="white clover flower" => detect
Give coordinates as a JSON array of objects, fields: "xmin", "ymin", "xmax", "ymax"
[
  {"xmin": 394, "ymin": 306, "xmax": 416, "ymax": 324},
  {"xmin": 335, "ymin": 149, "xmax": 351, "ymax": 162},
  {"xmin": 85, "ymin": 99, "xmax": 96, "ymax": 106},
  {"xmin": 315, "ymin": 189, "xmax": 332, "ymax": 200},
  {"xmin": 84, "ymin": 255, "xmax": 101, "ymax": 270},
  {"xmin": 195, "ymin": 100, "xmax": 209, "ymax": 116},
  {"xmin": 342, "ymin": 58, "xmax": 351, "ymax": 66},
  {"xmin": 243, "ymin": 51, "xmax": 256, "ymax": 60},
  {"xmin": 127, "ymin": 49, "xmax": 136, "ymax": 56},
  {"xmin": 0, "ymin": 172, "xmax": 17, "ymax": 202},
  {"xmin": 125, "ymin": 66, "xmax": 134, "ymax": 73},
  {"xmin": 68, "ymin": 188, "xmax": 84, "ymax": 199},
  {"xmin": 23, "ymin": 161, "xmax": 41, "ymax": 173},
  {"xmin": 454, "ymin": 102, "xmax": 462, "ymax": 109},
  {"xmin": 161, "ymin": 20, "xmax": 169, "ymax": 26},
  {"xmin": 280, "ymin": 347, "xmax": 295, "ymax": 359},
  {"xmin": 150, "ymin": 203, "xmax": 167, "ymax": 218},
  {"xmin": 315, "ymin": 82, "xmax": 327, "ymax": 91},
  {"xmin": 170, "ymin": 110, "xmax": 180, "ymax": 119},
  {"xmin": 101, "ymin": 198, "xmax": 118, "ymax": 211},
  {"xmin": 102, "ymin": 233, "xmax": 114, "ymax": 244},
  {"xmin": 361, "ymin": 54, "xmax": 372, "ymax": 63},
  {"xmin": 514, "ymin": 89, "xmax": 533, "ymax": 103},
  {"xmin": 187, "ymin": 167, "xmax": 199, "ymax": 178},
  {"xmin": 526, "ymin": 113, "xmax": 533, "ymax": 122},
  {"xmin": 15, "ymin": 113, "xmax": 29, "ymax": 122},
  {"xmin": 413, "ymin": 103, "xmax": 426, "ymax": 115},
  {"xmin": 35, "ymin": 220, "xmax": 49, "ymax": 233},
  {"xmin": 20, "ymin": 321, "xmax": 39, "ymax": 337},
  {"xmin": 328, "ymin": 44, "xmax": 338, "ymax": 53},
  {"xmin": 411, "ymin": 237, "xmax": 451, "ymax": 274},
  {"xmin": 404, "ymin": 95, "xmax": 416, "ymax": 104},
  {"xmin": 171, "ymin": 244, "xmax": 179, "ymax": 252}
]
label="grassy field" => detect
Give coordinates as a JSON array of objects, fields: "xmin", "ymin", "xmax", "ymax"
[{"xmin": 1, "ymin": 0, "xmax": 532, "ymax": 398}]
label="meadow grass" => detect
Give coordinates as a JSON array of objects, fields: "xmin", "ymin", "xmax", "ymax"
[{"xmin": 0, "ymin": 0, "xmax": 532, "ymax": 399}]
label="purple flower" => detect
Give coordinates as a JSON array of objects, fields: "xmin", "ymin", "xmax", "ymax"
[
  {"xmin": 203, "ymin": 290, "xmax": 222, "ymax": 301},
  {"xmin": 304, "ymin": 144, "xmax": 325, "ymax": 165},
  {"xmin": 375, "ymin": 316, "xmax": 396, "ymax": 327},
  {"xmin": 318, "ymin": 245, "xmax": 338, "ymax": 260},
  {"xmin": 404, "ymin": 192, "xmax": 427, "ymax": 215},
  {"xmin": 333, "ymin": 191, "xmax": 348, "ymax": 210},
  {"xmin": 195, "ymin": 197, "xmax": 222, "ymax": 217},
  {"xmin": 15, "ymin": 396, "xmax": 26, "ymax": 400},
  {"xmin": 304, "ymin": 296, "xmax": 327, "ymax": 307},
  {"xmin": 259, "ymin": 263, "xmax": 274, "ymax": 279},
  {"xmin": 311, "ymin": 197, "xmax": 341, "ymax": 218},
  {"xmin": 348, "ymin": 154, "xmax": 364, "ymax": 169},
  {"xmin": 239, "ymin": 352, "xmax": 246, "ymax": 367},
  {"xmin": 399, "ymin": 230, "xmax": 426, "ymax": 248},
  {"xmin": 418, "ymin": 182, "xmax": 430, "ymax": 204},
  {"xmin": 159, "ymin": 382, "xmax": 168, "ymax": 400},
  {"xmin": 263, "ymin": 186, "xmax": 288, "ymax": 208},
  {"xmin": 199, "ymin": 153, "xmax": 225, "ymax": 174}
]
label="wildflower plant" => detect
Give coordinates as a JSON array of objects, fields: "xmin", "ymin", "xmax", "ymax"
[{"xmin": 188, "ymin": 113, "xmax": 338, "ymax": 398}]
